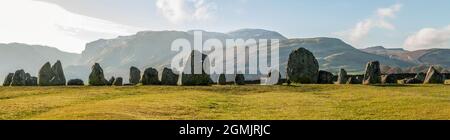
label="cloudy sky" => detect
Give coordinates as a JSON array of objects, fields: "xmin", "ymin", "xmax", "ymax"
[{"xmin": 0, "ymin": 0, "xmax": 449, "ymax": 53}]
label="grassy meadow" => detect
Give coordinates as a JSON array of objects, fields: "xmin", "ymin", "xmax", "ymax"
[{"xmin": 0, "ymin": 84, "xmax": 449, "ymax": 120}]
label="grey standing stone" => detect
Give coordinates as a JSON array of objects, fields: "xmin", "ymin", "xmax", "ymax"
[
  {"xmin": 113, "ymin": 77, "xmax": 123, "ymax": 86},
  {"xmin": 336, "ymin": 69, "xmax": 347, "ymax": 84},
  {"xmin": 50, "ymin": 60, "xmax": 66, "ymax": 86},
  {"xmin": 89, "ymin": 63, "xmax": 108, "ymax": 86},
  {"xmin": 317, "ymin": 70, "xmax": 334, "ymax": 84},
  {"xmin": 129, "ymin": 66, "xmax": 141, "ymax": 85},
  {"xmin": 286, "ymin": 48, "xmax": 319, "ymax": 84},
  {"xmin": 179, "ymin": 50, "xmax": 212, "ymax": 86},
  {"xmin": 11, "ymin": 69, "xmax": 26, "ymax": 86},
  {"xmin": 363, "ymin": 61, "xmax": 381, "ymax": 85},
  {"xmin": 161, "ymin": 68, "xmax": 179, "ymax": 85},
  {"xmin": 38, "ymin": 62, "xmax": 54, "ymax": 86},
  {"xmin": 424, "ymin": 66, "xmax": 444, "ymax": 84},
  {"xmin": 107, "ymin": 76, "xmax": 115, "ymax": 86},
  {"xmin": 141, "ymin": 67, "xmax": 160, "ymax": 85},
  {"xmin": 3, "ymin": 73, "xmax": 14, "ymax": 86},
  {"xmin": 25, "ymin": 73, "xmax": 38, "ymax": 86},
  {"xmin": 217, "ymin": 74, "xmax": 227, "ymax": 85},
  {"xmin": 234, "ymin": 73, "xmax": 245, "ymax": 85}
]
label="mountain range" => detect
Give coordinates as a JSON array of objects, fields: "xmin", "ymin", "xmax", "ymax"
[{"xmin": 1, "ymin": 29, "xmax": 449, "ymax": 84}]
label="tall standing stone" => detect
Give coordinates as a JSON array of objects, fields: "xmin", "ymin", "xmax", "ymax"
[
  {"xmin": 424, "ymin": 66, "xmax": 444, "ymax": 84},
  {"xmin": 129, "ymin": 66, "xmax": 141, "ymax": 85},
  {"xmin": 160, "ymin": 68, "xmax": 179, "ymax": 85},
  {"xmin": 38, "ymin": 62, "xmax": 54, "ymax": 86},
  {"xmin": 217, "ymin": 74, "xmax": 227, "ymax": 85},
  {"xmin": 3, "ymin": 73, "xmax": 14, "ymax": 86},
  {"xmin": 141, "ymin": 67, "xmax": 160, "ymax": 85},
  {"xmin": 89, "ymin": 63, "xmax": 108, "ymax": 86},
  {"xmin": 336, "ymin": 69, "xmax": 347, "ymax": 84},
  {"xmin": 11, "ymin": 69, "xmax": 26, "ymax": 86},
  {"xmin": 286, "ymin": 48, "xmax": 319, "ymax": 84},
  {"xmin": 179, "ymin": 50, "xmax": 212, "ymax": 86},
  {"xmin": 363, "ymin": 61, "xmax": 381, "ymax": 85},
  {"xmin": 317, "ymin": 70, "xmax": 334, "ymax": 84},
  {"xmin": 50, "ymin": 60, "xmax": 66, "ymax": 86}
]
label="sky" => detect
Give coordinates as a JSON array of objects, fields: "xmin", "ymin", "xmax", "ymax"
[{"xmin": 0, "ymin": 0, "xmax": 449, "ymax": 53}]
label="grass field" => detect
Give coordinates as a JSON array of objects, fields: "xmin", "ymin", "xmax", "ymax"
[{"xmin": 0, "ymin": 85, "xmax": 449, "ymax": 120}]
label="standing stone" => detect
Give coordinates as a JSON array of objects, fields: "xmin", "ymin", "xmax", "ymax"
[
  {"xmin": 141, "ymin": 67, "xmax": 160, "ymax": 85},
  {"xmin": 67, "ymin": 79, "xmax": 84, "ymax": 86},
  {"xmin": 179, "ymin": 50, "xmax": 212, "ymax": 86},
  {"xmin": 336, "ymin": 69, "xmax": 347, "ymax": 84},
  {"xmin": 50, "ymin": 60, "xmax": 66, "ymax": 86},
  {"xmin": 3, "ymin": 73, "xmax": 14, "ymax": 86},
  {"xmin": 415, "ymin": 73, "xmax": 426, "ymax": 81},
  {"xmin": 89, "ymin": 63, "xmax": 108, "ymax": 86},
  {"xmin": 347, "ymin": 76, "xmax": 363, "ymax": 84},
  {"xmin": 445, "ymin": 80, "xmax": 450, "ymax": 85},
  {"xmin": 424, "ymin": 66, "xmax": 444, "ymax": 84},
  {"xmin": 107, "ymin": 77, "xmax": 115, "ymax": 86},
  {"xmin": 234, "ymin": 73, "xmax": 245, "ymax": 85},
  {"xmin": 129, "ymin": 66, "xmax": 141, "ymax": 85},
  {"xmin": 381, "ymin": 74, "xmax": 397, "ymax": 84},
  {"xmin": 11, "ymin": 69, "xmax": 26, "ymax": 86},
  {"xmin": 317, "ymin": 70, "xmax": 334, "ymax": 84},
  {"xmin": 38, "ymin": 62, "xmax": 54, "ymax": 86},
  {"xmin": 217, "ymin": 74, "xmax": 227, "ymax": 85},
  {"xmin": 160, "ymin": 68, "xmax": 179, "ymax": 85},
  {"xmin": 286, "ymin": 48, "xmax": 319, "ymax": 84},
  {"xmin": 24, "ymin": 73, "xmax": 37, "ymax": 86},
  {"xmin": 363, "ymin": 61, "xmax": 381, "ymax": 85},
  {"xmin": 113, "ymin": 77, "xmax": 123, "ymax": 86}
]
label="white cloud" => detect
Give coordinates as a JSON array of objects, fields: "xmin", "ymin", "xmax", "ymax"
[
  {"xmin": 156, "ymin": 0, "xmax": 217, "ymax": 24},
  {"xmin": 0, "ymin": 0, "xmax": 141, "ymax": 53},
  {"xmin": 403, "ymin": 25, "xmax": 450, "ymax": 50},
  {"xmin": 338, "ymin": 4, "xmax": 402, "ymax": 45}
]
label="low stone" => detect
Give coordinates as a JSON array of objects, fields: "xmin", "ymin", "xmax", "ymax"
[
  {"xmin": 179, "ymin": 51, "xmax": 212, "ymax": 86},
  {"xmin": 107, "ymin": 77, "xmax": 115, "ymax": 86},
  {"xmin": 113, "ymin": 77, "xmax": 123, "ymax": 86},
  {"xmin": 445, "ymin": 80, "xmax": 450, "ymax": 85},
  {"xmin": 347, "ymin": 76, "xmax": 363, "ymax": 84},
  {"xmin": 67, "ymin": 79, "xmax": 84, "ymax": 86},
  {"xmin": 217, "ymin": 74, "xmax": 227, "ymax": 85},
  {"xmin": 25, "ymin": 75, "xmax": 38, "ymax": 86},
  {"xmin": 317, "ymin": 70, "xmax": 334, "ymax": 84},
  {"xmin": 3, "ymin": 73, "xmax": 14, "ymax": 86},
  {"xmin": 160, "ymin": 68, "xmax": 179, "ymax": 85},
  {"xmin": 398, "ymin": 78, "xmax": 423, "ymax": 84},
  {"xmin": 141, "ymin": 67, "xmax": 160, "ymax": 85},
  {"xmin": 234, "ymin": 73, "xmax": 245, "ymax": 85}
]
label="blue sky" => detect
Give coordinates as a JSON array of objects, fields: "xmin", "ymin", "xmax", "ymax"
[{"xmin": 1, "ymin": 0, "xmax": 449, "ymax": 53}]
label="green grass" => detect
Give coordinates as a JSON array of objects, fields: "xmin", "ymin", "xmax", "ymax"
[{"xmin": 0, "ymin": 85, "xmax": 449, "ymax": 120}]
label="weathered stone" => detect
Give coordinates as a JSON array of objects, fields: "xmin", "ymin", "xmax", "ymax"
[
  {"xmin": 11, "ymin": 69, "xmax": 26, "ymax": 86},
  {"xmin": 160, "ymin": 68, "xmax": 179, "ymax": 85},
  {"xmin": 179, "ymin": 50, "xmax": 212, "ymax": 86},
  {"xmin": 363, "ymin": 61, "xmax": 381, "ymax": 85},
  {"xmin": 129, "ymin": 66, "xmax": 141, "ymax": 85},
  {"xmin": 107, "ymin": 77, "xmax": 115, "ymax": 86},
  {"xmin": 318, "ymin": 70, "xmax": 334, "ymax": 84},
  {"xmin": 445, "ymin": 80, "xmax": 450, "ymax": 85},
  {"xmin": 38, "ymin": 62, "xmax": 54, "ymax": 86},
  {"xmin": 286, "ymin": 48, "xmax": 319, "ymax": 84},
  {"xmin": 50, "ymin": 60, "xmax": 66, "ymax": 86},
  {"xmin": 398, "ymin": 78, "xmax": 423, "ymax": 84},
  {"xmin": 67, "ymin": 79, "xmax": 84, "ymax": 86},
  {"xmin": 89, "ymin": 63, "xmax": 108, "ymax": 86},
  {"xmin": 381, "ymin": 74, "xmax": 397, "ymax": 84},
  {"xmin": 141, "ymin": 67, "xmax": 160, "ymax": 85},
  {"xmin": 3, "ymin": 73, "xmax": 14, "ymax": 86},
  {"xmin": 234, "ymin": 73, "xmax": 245, "ymax": 85},
  {"xmin": 424, "ymin": 66, "xmax": 444, "ymax": 84},
  {"xmin": 113, "ymin": 77, "xmax": 123, "ymax": 86},
  {"xmin": 336, "ymin": 69, "xmax": 347, "ymax": 84},
  {"xmin": 25, "ymin": 74, "xmax": 38, "ymax": 86},
  {"xmin": 217, "ymin": 74, "xmax": 227, "ymax": 85},
  {"xmin": 347, "ymin": 76, "xmax": 363, "ymax": 84},
  {"xmin": 415, "ymin": 73, "xmax": 426, "ymax": 81}
]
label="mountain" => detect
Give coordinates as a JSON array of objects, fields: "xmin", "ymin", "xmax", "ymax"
[
  {"xmin": 0, "ymin": 43, "xmax": 80, "ymax": 84},
  {"xmin": 361, "ymin": 46, "xmax": 450, "ymax": 67}
]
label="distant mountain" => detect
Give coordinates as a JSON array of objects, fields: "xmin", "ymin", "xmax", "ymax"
[
  {"xmin": 361, "ymin": 46, "xmax": 450, "ymax": 67},
  {"xmin": 0, "ymin": 43, "xmax": 80, "ymax": 84}
]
